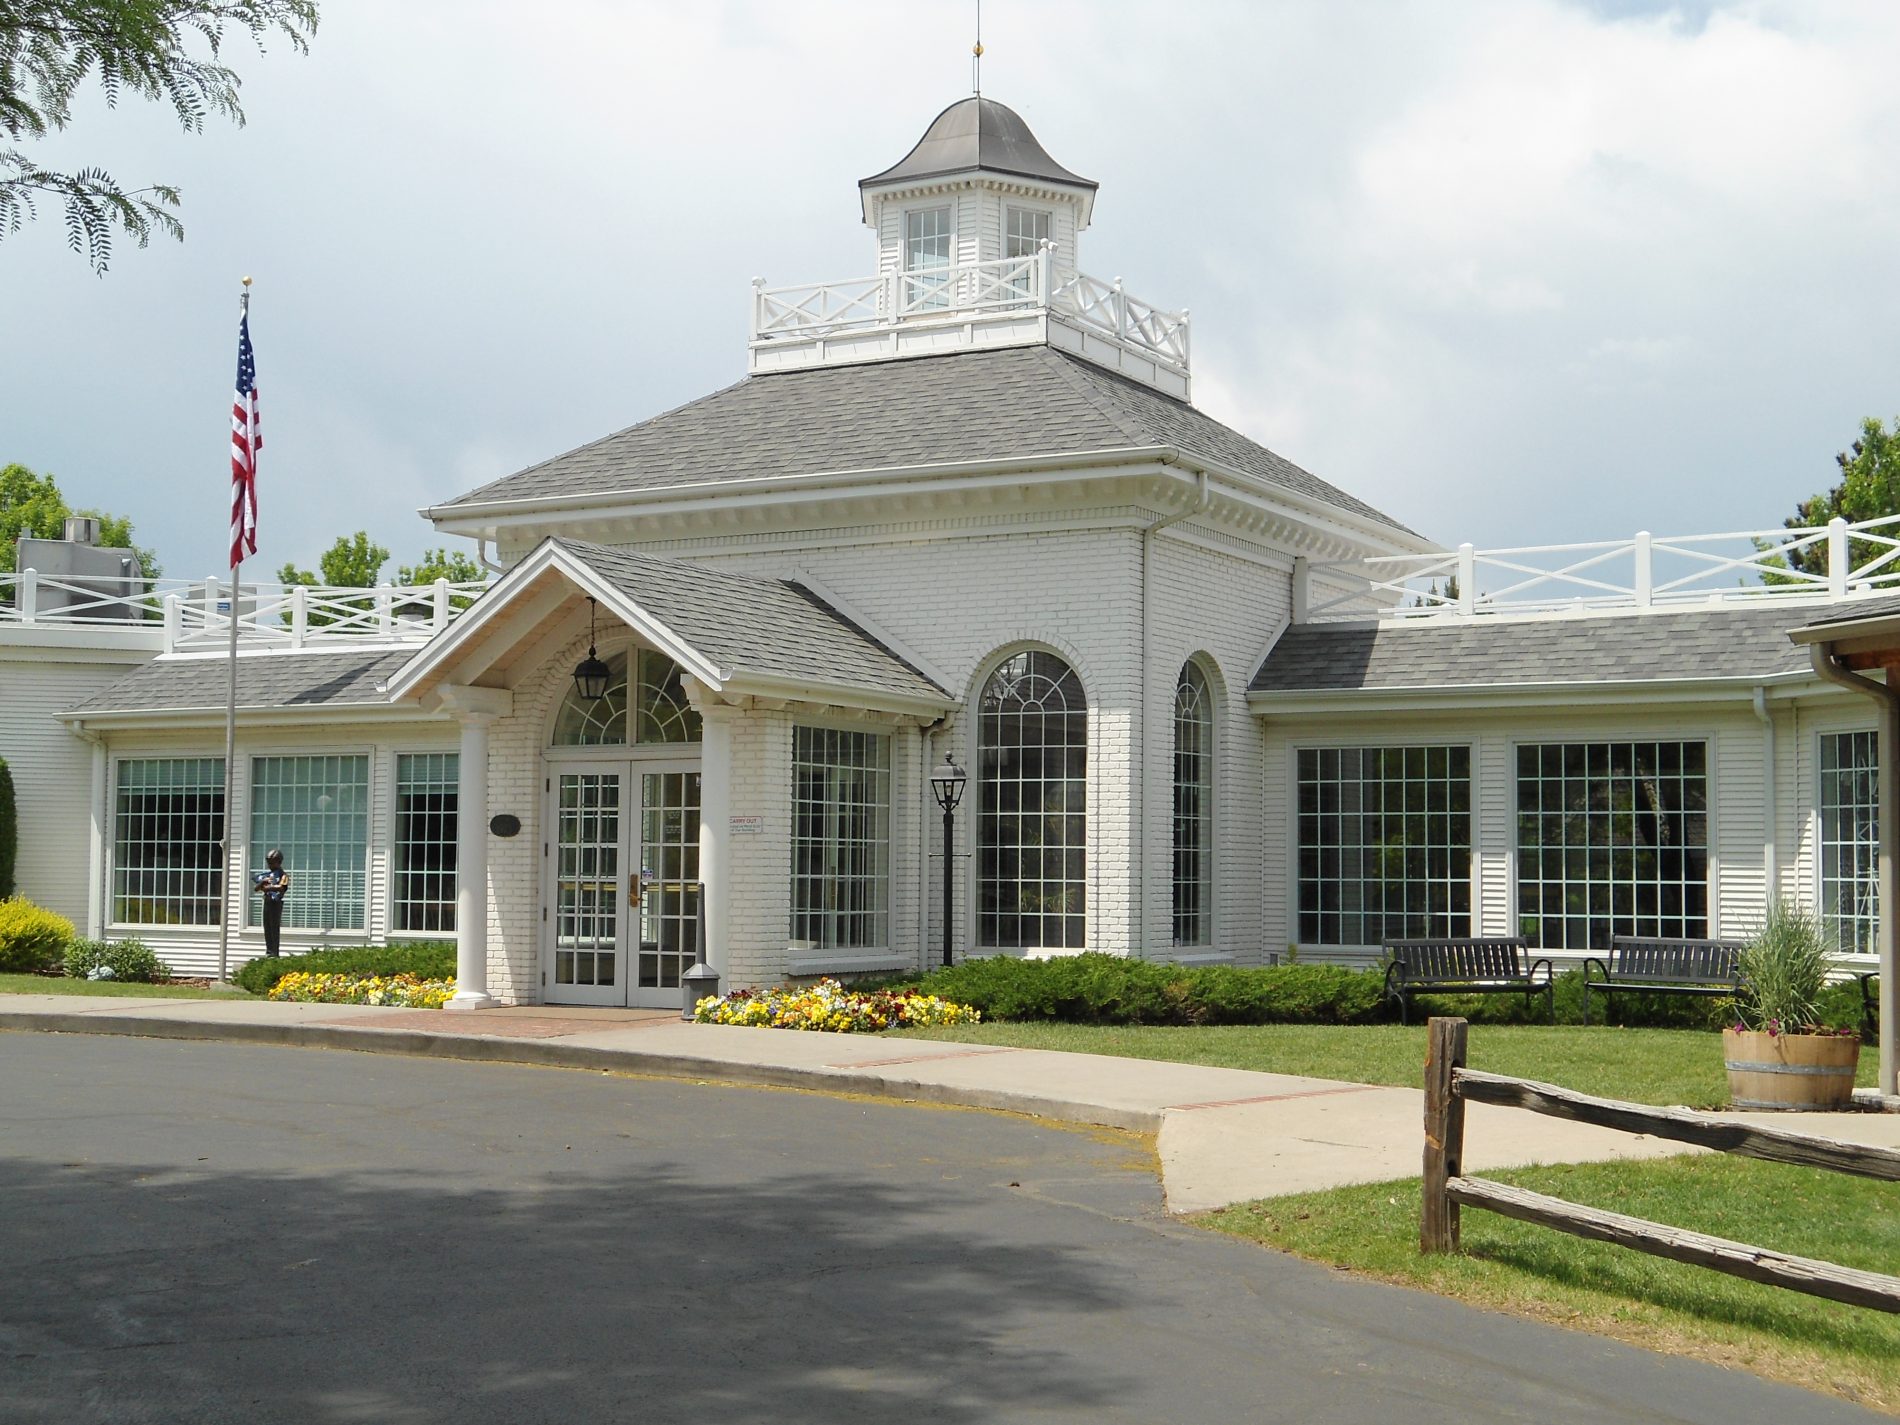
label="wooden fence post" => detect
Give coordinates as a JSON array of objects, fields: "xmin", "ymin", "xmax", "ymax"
[{"xmin": 1422, "ymin": 1015, "xmax": 1468, "ymax": 1254}]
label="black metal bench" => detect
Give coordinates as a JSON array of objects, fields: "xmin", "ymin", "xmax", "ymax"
[
  {"xmin": 1856, "ymin": 972, "xmax": 1880, "ymax": 1042},
  {"xmin": 1383, "ymin": 938, "xmax": 1554, "ymax": 1026},
  {"xmin": 1579, "ymin": 937, "xmax": 1743, "ymax": 1025}
]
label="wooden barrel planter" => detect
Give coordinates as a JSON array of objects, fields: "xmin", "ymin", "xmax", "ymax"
[{"xmin": 1723, "ymin": 1029, "xmax": 1861, "ymax": 1111}]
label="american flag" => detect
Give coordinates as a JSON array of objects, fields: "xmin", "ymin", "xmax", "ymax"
[{"xmin": 229, "ymin": 308, "xmax": 261, "ymax": 568}]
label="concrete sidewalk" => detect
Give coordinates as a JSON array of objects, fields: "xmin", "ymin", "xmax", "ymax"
[{"xmin": 4, "ymin": 993, "xmax": 1896, "ymax": 1213}]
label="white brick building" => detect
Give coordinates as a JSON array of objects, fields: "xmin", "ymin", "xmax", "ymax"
[{"xmin": 3, "ymin": 95, "xmax": 1892, "ymax": 1086}]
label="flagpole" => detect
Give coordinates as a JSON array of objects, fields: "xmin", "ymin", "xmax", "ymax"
[{"xmin": 216, "ymin": 276, "xmax": 253, "ymax": 988}]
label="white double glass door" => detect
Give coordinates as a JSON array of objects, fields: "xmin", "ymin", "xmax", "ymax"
[{"xmin": 544, "ymin": 760, "xmax": 701, "ymax": 1007}]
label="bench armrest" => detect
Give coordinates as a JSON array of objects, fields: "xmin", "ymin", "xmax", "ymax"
[
  {"xmin": 1529, "ymin": 957, "xmax": 1555, "ymax": 985},
  {"xmin": 1579, "ymin": 956, "xmax": 1608, "ymax": 986},
  {"xmin": 1383, "ymin": 959, "xmax": 1409, "ymax": 994}
]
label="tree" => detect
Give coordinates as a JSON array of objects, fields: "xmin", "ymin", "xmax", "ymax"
[
  {"xmin": 0, "ymin": 460, "xmax": 159, "ymax": 580},
  {"xmin": 1762, "ymin": 416, "xmax": 1900, "ymax": 585},
  {"xmin": 397, "ymin": 546, "xmax": 484, "ymax": 587},
  {"xmin": 2, "ymin": 1, "xmax": 320, "ymax": 273},
  {"xmin": 277, "ymin": 529, "xmax": 388, "ymax": 590}
]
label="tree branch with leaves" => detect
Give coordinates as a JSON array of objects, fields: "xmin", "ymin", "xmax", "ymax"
[{"xmin": 1, "ymin": 0, "xmax": 318, "ymax": 272}]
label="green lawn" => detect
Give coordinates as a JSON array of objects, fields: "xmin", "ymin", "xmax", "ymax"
[
  {"xmin": 0, "ymin": 973, "xmax": 251, "ymax": 999},
  {"xmin": 1202, "ymin": 1155, "xmax": 1900, "ymax": 1413},
  {"xmin": 891, "ymin": 1022, "xmax": 1880, "ymax": 1107}
]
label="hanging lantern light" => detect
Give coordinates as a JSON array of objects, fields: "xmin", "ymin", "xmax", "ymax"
[{"xmin": 572, "ymin": 596, "xmax": 611, "ymax": 701}]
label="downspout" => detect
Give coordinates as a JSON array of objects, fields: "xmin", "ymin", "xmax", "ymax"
[
  {"xmin": 1751, "ymin": 687, "xmax": 1777, "ymax": 910},
  {"xmin": 1809, "ymin": 645, "xmax": 1900, "ymax": 1098},
  {"xmin": 476, "ymin": 539, "xmax": 506, "ymax": 576},
  {"xmin": 1140, "ymin": 468, "xmax": 1211, "ymax": 959}
]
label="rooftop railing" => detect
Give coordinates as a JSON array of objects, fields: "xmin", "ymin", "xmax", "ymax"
[
  {"xmin": 1301, "ymin": 515, "xmax": 1900, "ymax": 622},
  {"xmin": 0, "ymin": 570, "xmax": 487, "ymax": 652},
  {"xmin": 750, "ymin": 243, "xmax": 1190, "ymax": 375}
]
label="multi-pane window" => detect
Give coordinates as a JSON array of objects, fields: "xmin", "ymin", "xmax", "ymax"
[
  {"xmin": 904, "ymin": 206, "xmax": 952, "ymax": 309},
  {"xmin": 1005, "ymin": 206, "xmax": 1051, "ymax": 295},
  {"xmin": 248, "ymin": 754, "xmax": 370, "ymax": 931},
  {"xmin": 112, "ymin": 758, "xmax": 224, "ymax": 926},
  {"xmin": 551, "ymin": 648, "xmax": 701, "ymax": 747},
  {"xmin": 394, "ymin": 752, "xmax": 458, "ymax": 933},
  {"xmin": 1298, "ymin": 746, "xmax": 1471, "ymax": 946},
  {"xmin": 790, "ymin": 727, "xmax": 891, "ymax": 951},
  {"xmin": 1516, "ymin": 741, "xmax": 1708, "ymax": 951},
  {"xmin": 1172, "ymin": 662, "xmax": 1213, "ymax": 947},
  {"xmin": 978, "ymin": 650, "xmax": 1087, "ymax": 950},
  {"xmin": 1820, "ymin": 731, "xmax": 1879, "ymax": 954}
]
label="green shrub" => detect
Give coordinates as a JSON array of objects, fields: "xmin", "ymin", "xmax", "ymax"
[
  {"xmin": 235, "ymin": 940, "xmax": 457, "ymax": 996},
  {"xmin": 873, "ymin": 953, "xmax": 1384, "ymax": 1027},
  {"xmin": 0, "ymin": 895, "xmax": 74, "ymax": 972},
  {"xmin": 62, "ymin": 937, "xmax": 172, "ymax": 984},
  {"xmin": 0, "ymin": 758, "xmax": 15, "ymax": 899},
  {"xmin": 1735, "ymin": 900, "xmax": 1836, "ymax": 1031}
]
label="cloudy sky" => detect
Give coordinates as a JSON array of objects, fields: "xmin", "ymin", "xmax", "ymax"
[{"xmin": 6, "ymin": 0, "xmax": 1899, "ymax": 580}]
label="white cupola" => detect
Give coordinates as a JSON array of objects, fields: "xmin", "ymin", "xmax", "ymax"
[
  {"xmin": 857, "ymin": 96, "xmax": 1097, "ymax": 276},
  {"xmin": 748, "ymin": 95, "xmax": 1190, "ymax": 399}
]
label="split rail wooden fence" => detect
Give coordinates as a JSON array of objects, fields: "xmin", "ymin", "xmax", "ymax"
[{"xmin": 1421, "ymin": 1016, "xmax": 1900, "ymax": 1314}]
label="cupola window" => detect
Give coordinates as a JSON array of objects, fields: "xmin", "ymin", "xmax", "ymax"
[{"xmin": 904, "ymin": 206, "xmax": 953, "ymax": 310}]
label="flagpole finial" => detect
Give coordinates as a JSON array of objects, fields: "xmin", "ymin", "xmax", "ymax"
[{"xmin": 241, "ymin": 275, "xmax": 252, "ymax": 286}]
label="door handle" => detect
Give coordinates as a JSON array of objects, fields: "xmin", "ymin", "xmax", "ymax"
[{"xmin": 628, "ymin": 874, "xmax": 641, "ymax": 908}]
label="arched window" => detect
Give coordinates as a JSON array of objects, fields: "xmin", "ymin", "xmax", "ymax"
[
  {"xmin": 551, "ymin": 648, "xmax": 702, "ymax": 747},
  {"xmin": 978, "ymin": 650, "xmax": 1086, "ymax": 949},
  {"xmin": 1172, "ymin": 661, "xmax": 1213, "ymax": 947}
]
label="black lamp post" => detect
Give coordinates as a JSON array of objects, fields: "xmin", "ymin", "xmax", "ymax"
[
  {"xmin": 928, "ymin": 753, "xmax": 967, "ymax": 969},
  {"xmin": 572, "ymin": 596, "xmax": 611, "ymax": 702}
]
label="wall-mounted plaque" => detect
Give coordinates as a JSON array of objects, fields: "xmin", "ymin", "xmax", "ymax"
[{"xmin": 489, "ymin": 813, "xmax": 522, "ymax": 837}]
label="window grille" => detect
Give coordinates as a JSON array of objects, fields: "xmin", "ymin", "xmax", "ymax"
[
  {"xmin": 551, "ymin": 648, "xmax": 701, "ymax": 746},
  {"xmin": 1515, "ymin": 740, "xmax": 1708, "ymax": 950},
  {"xmin": 112, "ymin": 758, "xmax": 225, "ymax": 926},
  {"xmin": 904, "ymin": 206, "xmax": 952, "ymax": 309},
  {"xmin": 978, "ymin": 650, "xmax": 1087, "ymax": 950},
  {"xmin": 247, "ymin": 754, "xmax": 370, "ymax": 931},
  {"xmin": 1172, "ymin": 662, "xmax": 1213, "ymax": 946},
  {"xmin": 1298, "ymin": 746, "xmax": 1471, "ymax": 946},
  {"xmin": 1820, "ymin": 730, "xmax": 1879, "ymax": 954},
  {"xmin": 790, "ymin": 727, "xmax": 891, "ymax": 951},
  {"xmin": 394, "ymin": 752, "xmax": 458, "ymax": 933}
]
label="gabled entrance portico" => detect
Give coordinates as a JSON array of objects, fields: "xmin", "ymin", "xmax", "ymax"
[{"xmin": 386, "ymin": 537, "xmax": 956, "ymax": 1009}]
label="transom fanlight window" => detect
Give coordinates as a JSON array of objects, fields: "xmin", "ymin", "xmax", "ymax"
[
  {"xmin": 978, "ymin": 649, "xmax": 1087, "ymax": 950},
  {"xmin": 552, "ymin": 648, "xmax": 702, "ymax": 747},
  {"xmin": 1172, "ymin": 661, "xmax": 1213, "ymax": 947}
]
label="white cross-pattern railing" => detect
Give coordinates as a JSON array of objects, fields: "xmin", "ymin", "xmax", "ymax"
[
  {"xmin": 0, "ymin": 570, "xmax": 487, "ymax": 651},
  {"xmin": 1302, "ymin": 515, "xmax": 1900, "ymax": 621},
  {"xmin": 1048, "ymin": 269, "xmax": 1190, "ymax": 368},
  {"xmin": 751, "ymin": 244, "xmax": 1191, "ymax": 374}
]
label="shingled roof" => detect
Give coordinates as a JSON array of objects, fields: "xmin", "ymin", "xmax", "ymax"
[
  {"xmin": 429, "ymin": 345, "xmax": 1412, "ymax": 535},
  {"xmin": 1250, "ymin": 603, "xmax": 1829, "ymax": 697},
  {"xmin": 66, "ymin": 647, "xmax": 416, "ymax": 718},
  {"xmin": 546, "ymin": 539, "xmax": 948, "ymax": 704},
  {"xmin": 859, "ymin": 96, "xmax": 1096, "ymax": 192}
]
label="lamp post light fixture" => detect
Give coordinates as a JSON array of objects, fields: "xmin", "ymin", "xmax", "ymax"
[
  {"xmin": 928, "ymin": 753, "xmax": 967, "ymax": 969},
  {"xmin": 572, "ymin": 596, "xmax": 611, "ymax": 702}
]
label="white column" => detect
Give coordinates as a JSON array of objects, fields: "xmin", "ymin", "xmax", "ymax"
[
  {"xmin": 87, "ymin": 737, "xmax": 107, "ymax": 940},
  {"xmin": 698, "ymin": 708, "xmax": 734, "ymax": 980},
  {"xmin": 447, "ymin": 713, "xmax": 498, "ymax": 1010}
]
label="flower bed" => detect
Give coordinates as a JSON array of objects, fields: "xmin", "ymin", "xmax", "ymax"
[
  {"xmin": 266, "ymin": 971, "xmax": 455, "ymax": 1009},
  {"xmin": 693, "ymin": 978, "xmax": 981, "ymax": 1032}
]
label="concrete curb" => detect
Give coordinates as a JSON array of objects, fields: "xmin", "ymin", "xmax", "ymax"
[{"xmin": 0, "ymin": 1012, "xmax": 1165, "ymax": 1135}]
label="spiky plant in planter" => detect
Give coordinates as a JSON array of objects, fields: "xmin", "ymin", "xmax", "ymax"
[{"xmin": 1724, "ymin": 901, "xmax": 1860, "ymax": 1111}]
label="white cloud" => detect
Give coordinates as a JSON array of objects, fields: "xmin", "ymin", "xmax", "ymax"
[{"xmin": 5, "ymin": 0, "xmax": 1900, "ymax": 572}]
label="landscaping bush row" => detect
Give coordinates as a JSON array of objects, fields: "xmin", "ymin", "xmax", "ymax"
[
  {"xmin": 872, "ymin": 954, "xmax": 1384, "ymax": 1026},
  {"xmin": 0, "ymin": 896, "xmax": 73, "ymax": 973},
  {"xmin": 234, "ymin": 941, "xmax": 457, "ymax": 995},
  {"xmin": 63, "ymin": 938, "xmax": 170, "ymax": 983},
  {"xmin": 873, "ymin": 953, "xmax": 1879, "ymax": 1034}
]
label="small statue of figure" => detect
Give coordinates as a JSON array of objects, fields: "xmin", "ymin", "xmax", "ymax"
[{"xmin": 253, "ymin": 848, "xmax": 291, "ymax": 957}]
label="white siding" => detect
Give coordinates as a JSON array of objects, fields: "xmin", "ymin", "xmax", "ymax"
[{"xmin": 0, "ymin": 647, "xmax": 152, "ymax": 927}]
